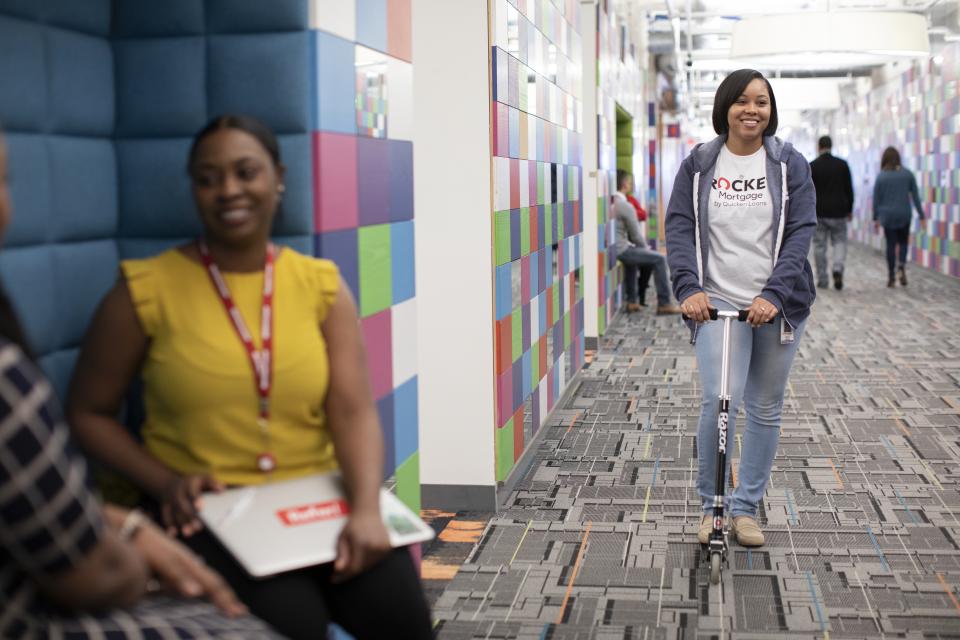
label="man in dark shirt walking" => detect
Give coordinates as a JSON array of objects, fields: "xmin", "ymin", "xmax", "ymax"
[{"xmin": 810, "ymin": 135, "xmax": 854, "ymax": 290}]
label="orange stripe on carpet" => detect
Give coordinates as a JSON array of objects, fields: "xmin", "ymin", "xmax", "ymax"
[
  {"xmin": 556, "ymin": 522, "xmax": 592, "ymax": 624},
  {"xmin": 420, "ymin": 558, "xmax": 461, "ymax": 580},
  {"xmin": 438, "ymin": 520, "xmax": 486, "ymax": 543}
]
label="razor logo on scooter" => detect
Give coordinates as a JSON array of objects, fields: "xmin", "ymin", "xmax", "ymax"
[{"xmin": 717, "ymin": 412, "xmax": 728, "ymax": 453}]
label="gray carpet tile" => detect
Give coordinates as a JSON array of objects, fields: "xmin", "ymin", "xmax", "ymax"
[{"xmin": 432, "ymin": 245, "xmax": 960, "ymax": 639}]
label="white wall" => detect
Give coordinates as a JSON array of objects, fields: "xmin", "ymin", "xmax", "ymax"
[
  {"xmin": 412, "ymin": 0, "xmax": 496, "ymax": 489},
  {"xmin": 581, "ymin": 2, "xmax": 599, "ymax": 339}
]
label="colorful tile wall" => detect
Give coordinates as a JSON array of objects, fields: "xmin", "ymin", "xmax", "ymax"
[
  {"xmin": 595, "ymin": 4, "xmax": 645, "ymax": 333},
  {"xmin": 310, "ymin": 0, "xmax": 420, "ymax": 510},
  {"xmin": 834, "ymin": 45, "xmax": 960, "ymax": 279},
  {"xmin": 492, "ymin": 0, "xmax": 585, "ymax": 482}
]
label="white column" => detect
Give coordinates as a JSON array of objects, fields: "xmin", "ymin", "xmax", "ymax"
[
  {"xmin": 580, "ymin": 1, "xmax": 599, "ymax": 340},
  {"xmin": 412, "ymin": 0, "xmax": 497, "ymax": 507}
]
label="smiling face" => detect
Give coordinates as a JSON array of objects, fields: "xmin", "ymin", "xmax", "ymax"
[
  {"xmin": 189, "ymin": 128, "xmax": 285, "ymax": 248},
  {"xmin": 726, "ymin": 78, "xmax": 771, "ymax": 150}
]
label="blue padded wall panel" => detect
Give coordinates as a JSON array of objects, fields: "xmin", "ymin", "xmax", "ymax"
[
  {"xmin": 112, "ymin": 0, "xmax": 205, "ymax": 37},
  {"xmin": 49, "ymin": 137, "xmax": 116, "ymax": 241},
  {"xmin": 39, "ymin": 349, "xmax": 78, "ymax": 406},
  {"xmin": 43, "ymin": 0, "xmax": 110, "ymax": 36},
  {"xmin": 53, "ymin": 241, "xmax": 118, "ymax": 348},
  {"xmin": 275, "ymin": 133, "xmax": 313, "ymax": 236},
  {"xmin": 114, "ymin": 38, "xmax": 207, "ymax": 137},
  {"xmin": 0, "ymin": 0, "xmax": 39, "ymax": 21},
  {"xmin": 116, "ymin": 138, "xmax": 200, "ymax": 238},
  {"xmin": 207, "ymin": 33, "xmax": 310, "ymax": 134},
  {"xmin": 313, "ymin": 31, "xmax": 356, "ymax": 135},
  {"xmin": 277, "ymin": 235, "xmax": 312, "ymax": 255},
  {"xmin": 47, "ymin": 28, "xmax": 114, "ymax": 136},
  {"xmin": 3, "ymin": 134, "xmax": 50, "ymax": 247},
  {"xmin": 205, "ymin": 0, "xmax": 308, "ymax": 34},
  {"xmin": 316, "ymin": 229, "xmax": 358, "ymax": 296},
  {"xmin": 0, "ymin": 17, "xmax": 46, "ymax": 131},
  {"xmin": 0, "ymin": 246, "xmax": 58, "ymax": 355},
  {"xmin": 119, "ymin": 238, "xmax": 184, "ymax": 261}
]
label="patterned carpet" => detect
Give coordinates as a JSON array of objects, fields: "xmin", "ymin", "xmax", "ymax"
[{"xmin": 428, "ymin": 244, "xmax": 960, "ymax": 639}]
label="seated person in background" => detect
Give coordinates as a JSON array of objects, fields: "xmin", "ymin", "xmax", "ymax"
[
  {"xmin": 0, "ymin": 128, "xmax": 278, "ymax": 639},
  {"xmin": 625, "ymin": 189, "xmax": 653, "ymax": 306},
  {"xmin": 613, "ymin": 170, "xmax": 680, "ymax": 315},
  {"xmin": 66, "ymin": 114, "xmax": 433, "ymax": 640}
]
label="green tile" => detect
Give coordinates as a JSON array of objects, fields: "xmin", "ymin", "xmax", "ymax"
[
  {"xmin": 358, "ymin": 224, "xmax": 392, "ymax": 317},
  {"xmin": 395, "ymin": 452, "xmax": 420, "ymax": 512},
  {"xmin": 495, "ymin": 210, "xmax": 511, "ymax": 266},
  {"xmin": 552, "ymin": 282, "xmax": 560, "ymax": 322},
  {"xmin": 496, "ymin": 419, "xmax": 514, "ymax": 482},
  {"xmin": 520, "ymin": 207, "xmax": 530, "ymax": 257},
  {"xmin": 556, "ymin": 203, "xmax": 564, "ymax": 240},
  {"xmin": 598, "ymin": 306, "xmax": 606, "ymax": 335},
  {"xmin": 511, "ymin": 306, "xmax": 522, "ymax": 361}
]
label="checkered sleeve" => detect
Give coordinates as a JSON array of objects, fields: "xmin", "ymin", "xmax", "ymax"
[{"xmin": 0, "ymin": 342, "xmax": 104, "ymax": 577}]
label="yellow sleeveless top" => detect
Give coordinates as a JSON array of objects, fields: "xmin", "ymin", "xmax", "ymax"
[{"xmin": 122, "ymin": 247, "xmax": 340, "ymax": 486}]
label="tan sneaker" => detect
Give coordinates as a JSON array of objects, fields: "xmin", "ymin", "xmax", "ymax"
[
  {"xmin": 698, "ymin": 515, "xmax": 713, "ymax": 544},
  {"xmin": 732, "ymin": 516, "xmax": 764, "ymax": 547},
  {"xmin": 626, "ymin": 302, "xmax": 642, "ymax": 312},
  {"xmin": 656, "ymin": 304, "xmax": 682, "ymax": 316}
]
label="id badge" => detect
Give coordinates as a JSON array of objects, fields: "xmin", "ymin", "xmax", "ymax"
[{"xmin": 780, "ymin": 318, "xmax": 795, "ymax": 345}]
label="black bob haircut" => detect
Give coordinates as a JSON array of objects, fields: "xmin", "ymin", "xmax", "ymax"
[
  {"xmin": 712, "ymin": 69, "xmax": 778, "ymax": 137},
  {"xmin": 187, "ymin": 114, "xmax": 282, "ymax": 173}
]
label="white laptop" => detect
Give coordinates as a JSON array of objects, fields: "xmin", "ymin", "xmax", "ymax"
[{"xmin": 198, "ymin": 472, "xmax": 435, "ymax": 578}]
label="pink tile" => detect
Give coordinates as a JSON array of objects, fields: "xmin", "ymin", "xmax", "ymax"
[
  {"xmin": 361, "ymin": 308, "xmax": 393, "ymax": 399},
  {"xmin": 314, "ymin": 132, "xmax": 359, "ymax": 233}
]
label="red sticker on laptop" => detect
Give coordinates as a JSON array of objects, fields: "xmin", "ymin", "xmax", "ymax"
[{"xmin": 276, "ymin": 499, "xmax": 350, "ymax": 526}]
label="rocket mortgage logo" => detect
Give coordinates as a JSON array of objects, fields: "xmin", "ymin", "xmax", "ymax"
[
  {"xmin": 711, "ymin": 175, "xmax": 768, "ymax": 207},
  {"xmin": 276, "ymin": 499, "xmax": 350, "ymax": 526}
]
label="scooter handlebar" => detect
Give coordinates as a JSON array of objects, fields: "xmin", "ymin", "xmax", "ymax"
[{"xmin": 682, "ymin": 308, "xmax": 775, "ymax": 324}]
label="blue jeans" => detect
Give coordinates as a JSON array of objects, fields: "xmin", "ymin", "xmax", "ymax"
[
  {"xmin": 618, "ymin": 247, "xmax": 671, "ymax": 306},
  {"xmin": 695, "ymin": 299, "xmax": 805, "ymax": 517}
]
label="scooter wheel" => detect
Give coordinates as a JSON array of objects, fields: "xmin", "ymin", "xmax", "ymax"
[{"xmin": 709, "ymin": 553, "xmax": 721, "ymax": 584}]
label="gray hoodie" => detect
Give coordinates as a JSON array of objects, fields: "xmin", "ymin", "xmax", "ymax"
[{"xmin": 665, "ymin": 135, "xmax": 817, "ymax": 337}]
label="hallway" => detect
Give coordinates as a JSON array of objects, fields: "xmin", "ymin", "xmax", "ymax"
[{"xmin": 430, "ymin": 244, "xmax": 960, "ymax": 639}]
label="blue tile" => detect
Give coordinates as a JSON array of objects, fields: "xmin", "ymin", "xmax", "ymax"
[
  {"xmin": 495, "ymin": 263, "xmax": 512, "ymax": 321},
  {"xmin": 316, "ymin": 228, "xmax": 359, "ymax": 298},
  {"xmin": 390, "ymin": 221, "xmax": 415, "ymax": 304},
  {"xmin": 314, "ymin": 30, "xmax": 357, "ymax": 135},
  {"xmin": 521, "ymin": 348, "xmax": 531, "ymax": 402},
  {"xmin": 393, "ymin": 377, "xmax": 418, "ymax": 468},
  {"xmin": 355, "ymin": 0, "xmax": 387, "ymax": 53}
]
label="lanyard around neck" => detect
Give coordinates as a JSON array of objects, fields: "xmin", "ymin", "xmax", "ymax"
[{"xmin": 197, "ymin": 240, "xmax": 276, "ymax": 421}]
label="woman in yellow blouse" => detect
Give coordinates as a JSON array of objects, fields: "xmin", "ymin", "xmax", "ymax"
[{"xmin": 67, "ymin": 115, "xmax": 432, "ymax": 640}]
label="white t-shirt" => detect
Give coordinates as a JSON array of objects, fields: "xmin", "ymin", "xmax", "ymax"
[{"xmin": 703, "ymin": 145, "xmax": 775, "ymax": 309}]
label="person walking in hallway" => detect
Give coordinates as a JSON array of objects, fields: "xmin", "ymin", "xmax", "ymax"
[
  {"xmin": 873, "ymin": 146, "xmax": 925, "ymax": 287},
  {"xmin": 614, "ymin": 170, "xmax": 680, "ymax": 315},
  {"xmin": 665, "ymin": 69, "xmax": 816, "ymax": 548},
  {"xmin": 810, "ymin": 135, "xmax": 854, "ymax": 290}
]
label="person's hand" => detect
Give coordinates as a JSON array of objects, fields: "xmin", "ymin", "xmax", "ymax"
[
  {"xmin": 332, "ymin": 509, "xmax": 391, "ymax": 583},
  {"xmin": 746, "ymin": 297, "xmax": 778, "ymax": 328},
  {"xmin": 132, "ymin": 519, "xmax": 248, "ymax": 617},
  {"xmin": 158, "ymin": 474, "xmax": 224, "ymax": 537},
  {"xmin": 679, "ymin": 292, "xmax": 713, "ymax": 323},
  {"xmin": 874, "ymin": 221, "xmax": 881, "ymax": 232}
]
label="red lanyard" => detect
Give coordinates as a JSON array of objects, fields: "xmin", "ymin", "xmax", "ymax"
[{"xmin": 198, "ymin": 240, "xmax": 277, "ymax": 472}]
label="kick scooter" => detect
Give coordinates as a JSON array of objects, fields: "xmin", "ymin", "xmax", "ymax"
[{"xmin": 684, "ymin": 307, "xmax": 773, "ymax": 584}]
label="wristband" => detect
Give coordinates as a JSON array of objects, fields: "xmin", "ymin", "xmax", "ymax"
[{"xmin": 118, "ymin": 509, "xmax": 146, "ymax": 542}]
